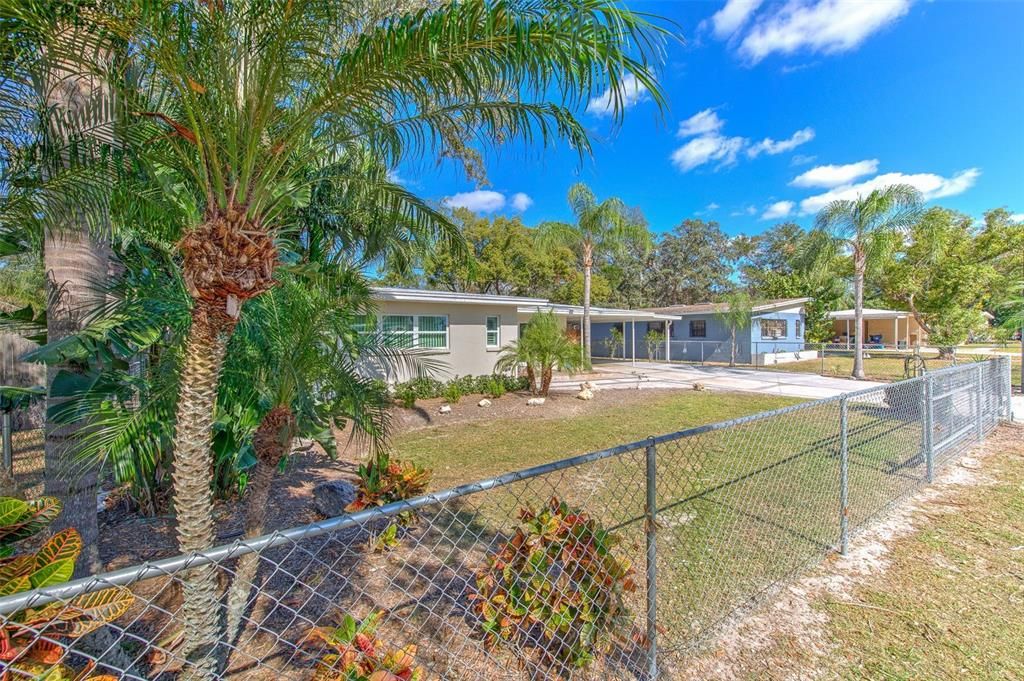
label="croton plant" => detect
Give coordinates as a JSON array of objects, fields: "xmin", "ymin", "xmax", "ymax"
[
  {"xmin": 304, "ymin": 611, "xmax": 425, "ymax": 681},
  {"xmin": 0, "ymin": 496, "xmax": 133, "ymax": 679},
  {"xmin": 470, "ymin": 496, "xmax": 636, "ymax": 672},
  {"xmin": 346, "ymin": 453, "xmax": 431, "ymax": 528}
]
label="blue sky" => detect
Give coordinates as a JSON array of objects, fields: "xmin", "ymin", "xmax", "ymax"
[{"xmin": 397, "ymin": 0, "xmax": 1024, "ymax": 236}]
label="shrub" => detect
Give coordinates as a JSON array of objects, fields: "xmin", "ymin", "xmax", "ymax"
[
  {"xmin": 346, "ymin": 453, "xmax": 431, "ymax": 527},
  {"xmin": 494, "ymin": 312, "xmax": 587, "ymax": 396},
  {"xmin": 441, "ymin": 382, "xmax": 463, "ymax": 404},
  {"xmin": 394, "ymin": 384, "xmax": 417, "ymax": 409},
  {"xmin": 304, "ymin": 611, "xmax": 425, "ymax": 681},
  {"xmin": 471, "ymin": 496, "xmax": 636, "ymax": 671},
  {"xmin": 484, "ymin": 377, "xmax": 506, "ymax": 399},
  {"xmin": 0, "ymin": 497, "xmax": 133, "ymax": 678}
]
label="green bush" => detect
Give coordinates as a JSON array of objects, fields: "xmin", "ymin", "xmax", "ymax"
[
  {"xmin": 394, "ymin": 384, "xmax": 417, "ymax": 409},
  {"xmin": 484, "ymin": 377, "xmax": 506, "ymax": 398},
  {"xmin": 441, "ymin": 382, "xmax": 463, "ymax": 404}
]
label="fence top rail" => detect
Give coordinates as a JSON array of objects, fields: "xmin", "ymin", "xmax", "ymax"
[{"xmin": 0, "ymin": 358, "xmax": 1007, "ymax": 616}]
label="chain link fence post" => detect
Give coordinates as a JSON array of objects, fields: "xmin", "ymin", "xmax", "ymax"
[
  {"xmin": 2, "ymin": 411, "xmax": 11, "ymax": 478},
  {"xmin": 1003, "ymin": 356, "xmax": 1014, "ymax": 422},
  {"xmin": 924, "ymin": 372, "xmax": 935, "ymax": 483},
  {"xmin": 974, "ymin": 363, "xmax": 984, "ymax": 441},
  {"xmin": 839, "ymin": 396, "xmax": 849, "ymax": 555},
  {"xmin": 644, "ymin": 438, "xmax": 658, "ymax": 680}
]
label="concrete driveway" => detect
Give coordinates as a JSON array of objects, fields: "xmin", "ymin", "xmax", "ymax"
[{"xmin": 551, "ymin": 361, "xmax": 885, "ymax": 400}]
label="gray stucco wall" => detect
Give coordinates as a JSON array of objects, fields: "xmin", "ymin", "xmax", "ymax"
[{"xmin": 369, "ymin": 301, "xmax": 521, "ymax": 381}]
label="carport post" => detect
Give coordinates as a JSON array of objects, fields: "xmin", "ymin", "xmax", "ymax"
[
  {"xmin": 631, "ymin": 319, "xmax": 636, "ymax": 366},
  {"xmin": 664, "ymin": 322, "xmax": 671, "ymax": 363},
  {"xmin": 924, "ymin": 372, "xmax": 934, "ymax": 482},
  {"xmin": 839, "ymin": 395, "xmax": 849, "ymax": 555}
]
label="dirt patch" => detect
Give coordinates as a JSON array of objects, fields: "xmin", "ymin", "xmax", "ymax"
[{"xmin": 671, "ymin": 423, "xmax": 1023, "ymax": 680}]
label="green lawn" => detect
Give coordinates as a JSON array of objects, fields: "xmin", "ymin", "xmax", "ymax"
[{"xmin": 763, "ymin": 353, "xmax": 1022, "ymax": 385}]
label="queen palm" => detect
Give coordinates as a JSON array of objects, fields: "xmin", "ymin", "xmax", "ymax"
[
  {"xmin": 537, "ymin": 183, "xmax": 650, "ymax": 357},
  {"xmin": 19, "ymin": 1, "xmax": 668, "ymax": 672},
  {"xmin": 814, "ymin": 185, "xmax": 922, "ymax": 379}
]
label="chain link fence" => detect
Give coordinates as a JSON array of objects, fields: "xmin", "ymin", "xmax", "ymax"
[{"xmin": 0, "ymin": 358, "xmax": 1012, "ymax": 680}]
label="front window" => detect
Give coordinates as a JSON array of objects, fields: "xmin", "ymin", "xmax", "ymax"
[
  {"xmin": 381, "ymin": 314, "xmax": 448, "ymax": 350},
  {"xmin": 795, "ymin": 319, "xmax": 802, "ymax": 337},
  {"xmin": 485, "ymin": 315, "xmax": 500, "ymax": 348},
  {"xmin": 689, "ymin": 320, "xmax": 707, "ymax": 338},
  {"xmin": 761, "ymin": 319, "xmax": 787, "ymax": 339}
]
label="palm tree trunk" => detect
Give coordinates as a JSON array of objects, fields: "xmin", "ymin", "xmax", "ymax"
[
  {"xmin": 44, "ymin": 229, "xmax": 110, "ymax": 576},
  {"xmin": 583, "ymin": 246, "xmax": 593, "ymax": 360},
  {"xmin": 852, "ymin": 260, "xmax": 866, "ymax": 380},
  {"xmin": 225, "ymin": 405, "xmax": 295, "ymax": 647},
  {"xmin": 174, "ymin": 303, "xmax": 233, "ymax": 680}
]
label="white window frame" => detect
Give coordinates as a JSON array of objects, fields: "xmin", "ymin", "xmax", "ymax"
[
  {"xmin": 761, "ymin": 319, "xmax": 787, "ymax": 340},
  {"xmin": 380, "ymin": 314, "xmax": 449, "ymax": 350},
  {"xmin": 485, "ymin": 315, "xmax": 501, "ymax": 349}
]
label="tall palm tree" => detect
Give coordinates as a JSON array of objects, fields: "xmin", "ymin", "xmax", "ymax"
[
  {"xmin": 815, "ymin": 184, "xmax": 922, "ymax": 379},
  {"xmin": 15, "ymin": 1, "xmax": 668, "ymax": 673},
  {"xmin": 715, "ymin": 290, "xmax": 752, "ymax": 367},
  {"xmin": 537, "ymin": 183, "xmax": 650, "ymax": 357}
]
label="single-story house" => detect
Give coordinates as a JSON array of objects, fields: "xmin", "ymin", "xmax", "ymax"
[
  {"xmin": 828, "ymin": 308, "xmax": 927, "ymax": 348},
  {"xmin": 368, "ymin": 287, "xmax": 674, "ymax": 380},
  {"xmin": 592, "ymin": 298, "xmax": 812, "ymax": 365}
]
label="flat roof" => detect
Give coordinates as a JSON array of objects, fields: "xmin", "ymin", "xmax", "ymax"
[
  {"xmin": 828, "ymin": 308, "xmax": 910, "ymax": 320},
  {"xmin": 645, "ymin": 297, "xmax": 810, "ymax": 317},
  {"xmin": 518, "ymin": 304, "xmax": 677, "ymax": 321},
  {"xmin": 372, "ymin": 287, "xmax": 547, "ymax": 307}
]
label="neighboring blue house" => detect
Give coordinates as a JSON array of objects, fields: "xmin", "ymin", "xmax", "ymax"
[{"xmin": 591, "ymin": 298, "xmax": 812, "ymax": 365}]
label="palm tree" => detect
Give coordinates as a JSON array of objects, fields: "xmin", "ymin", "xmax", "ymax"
[
  {"xmin": 17, "ymin": 2, "xmax": 668, "ymax": 670},
  {"xmin": 537, "ymin": 184, "xmax": 650, "ymax": 357},
  {"xmin": 814, "ymin": 185, "xmax": 922, "ymax": 379},
  {"xmin": 495, "ymin": 311, "xmax": 586, "ymax": 396},
  {"xmin": 715, "ymin": 290, "xmax": 752, "ymax": 367}
]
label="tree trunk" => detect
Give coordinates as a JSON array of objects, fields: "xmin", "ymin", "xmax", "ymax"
[
  {"xmin": 44, "ymin": 229, "xmax": 110, "ymax": 576},
  {"xmin": 173, "ymin": 304, "xmax": 233, "ymax": 680},
  {"xmin": 582, "ymin": 246, "xmax": 593, "ymax": 361},
  {"xmin": 225, "ymin": 405, "xmax": 295, "ymax": 648},
  {"xmin": 852, "ymin": 259, "xmax": 866, "ymax": 380}
]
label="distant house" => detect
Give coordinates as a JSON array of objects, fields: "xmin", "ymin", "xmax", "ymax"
[
  {"xmin": 827, "ymin": 308, "xmax": 927, "ymax": 348},
  {"xmin": 368, "ymin": 287, "xmax": 673, "ymax": 380},
  {"xmin": 591, "ymin": 298, "xmax": 812, "ymax": 364}
]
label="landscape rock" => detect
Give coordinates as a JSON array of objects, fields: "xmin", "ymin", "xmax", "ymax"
[
  {"xmin": 312, "ymin": 480, "xmax": 358, "ymax": 518},
  {"xmin": 580, "ymin": 381, "xmax": 598, "ymax": 392},
  {"xmin": 439, "ymin": 404, "xmax": 452, "ymax": 414},
  {"xmin": 526, "ymin": 397, "xmax": 546, "ymax": 406},
  {"xmin": 576, "ymin": 388, "xmax": 594, "ymax": 401},
  {"xmin": 478, "ymin": 398, "xmax": 492, "ymax": 407},
  {"xmin": 692, "ymin": 382, "xmax": 706, "ymax": 391}
]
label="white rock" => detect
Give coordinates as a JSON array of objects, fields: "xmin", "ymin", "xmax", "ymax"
[
  {"xmin": 576, "ymin": 389, "xmax": 594, "ymax": 401},
  {"xmin": 526, "ymin": 397, "xmax": 546, "ymax": 406},
  {"xmin": 478, "ymin": 398, "xmax": 492, "ymax": 407},
  {"xmin": 692, "ymin": 382, "xmax": 706, "ymax": 391},
  {"xmin": 438, "ymin": 404, "xmax": 452, "ymax": 414}
]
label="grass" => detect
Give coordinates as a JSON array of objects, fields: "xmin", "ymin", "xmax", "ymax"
[
  {"xmin": 390, "ymin": 391, "xmax": 803, "ymax": 490},
  {"xmin": 817, "ymin": 427, "xmax": 1024, "ymax": 680},
  {"xmin": 764, "ymin": 353, "xmax": 1022, "ymax": 386}
]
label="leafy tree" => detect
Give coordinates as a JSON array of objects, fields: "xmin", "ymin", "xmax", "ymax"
[
  {"xmin": 494, "ymin": 311, "xmax": 586, "ymax": 396},
  {"xmin": 738, "ymin": 222, "xmax": 807, "ymax": 290},
  {"xmin": 715, "ymin": 290, "xmax": 752, "ymax": 366},
  {"xmin": 536, "ymin": 184, "xmax": 651, "ymax": 356},
  {"xmin": 14, "ymin": 2, "xmax": 668, "ymax": 672},
  {"xmin": 758, "ymin": 270, "xmax": 844, "ymax": 343},
  {"xmin": 978, "ymin": 208, "xmax": 1024, "ymax": 370},
  {"xmin": 647, "ymin": 219, "xmax": 732, "ymax": 306},
  {"xmin": 880, "ymin": 207, "xmax": 996, "ymax": 353},
  {"xmin": 814, "ymin": 185, "xmax": 922, "ymax": 379}
]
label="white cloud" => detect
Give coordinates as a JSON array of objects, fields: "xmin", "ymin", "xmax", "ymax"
[
  {"xmin": 677, "ymin": 108, "xmax": 725, "ymax": 137},
  {"xmin": 671, "ymin": 134, "xmax": 747, "ymax": 172},
  {"xmin": 710, "ymin": 0, "xmax": 764, "ymax": 38},
  {"xmin": 739, "ymin": 0, "xmax": 912, "ymax": 64},
  {"xmin": 387, "ymin": 168, "xmax": 403, "ymax": 184},
  {"xmin": 761, "ymin": 200, "xmax": 795, "ymax": 220},
  {"xmin": 510, "ymin": 192, "xmax": 534, "ymax": 212},
  {"xmin": 1010, "ymin": 213, "xmax": 1024, "ymax": 223},
  {"xmin": 747, "ymin": 126, "xmax": 815, "ymax": 158},
  {"xmin": 790, "ymin": 159, "xmax": 879, "ymax": 188},
  {"xmin": 791, "ymin": 154, "xmax": 817, "ymax": 166},
  {"xmin": 444, "ymin": 190, "xmax": 506, "ymax": 213},
  {"xmin": 798, "ymin": 168, "xmax": 980, "ymax": 214},
  {"xmin": 706, "ymin": 202, "xmax": 721, "ymax": 211},
  {"xmin": 731, "ymin": 205, "xmax": 759, "ymax": 217},
  {"xmin": 587, "ymin": 73, "xmax": 649, "ymax": 117},
  {"xmin": 671, "ymin": 109, "xmax": 813, "ymax": 172}
]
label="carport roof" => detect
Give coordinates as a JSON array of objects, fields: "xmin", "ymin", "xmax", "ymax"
[
  {"xmin": 518, "ymin": 303, "xmax": 677, "ymax": 322},
  {"xmin": 644, "ymin": 297, "xmax": 810, "ymax": 316},
  {"xmin": 828, "ymin": 308, "xmax": 910, "ymax": 320}
]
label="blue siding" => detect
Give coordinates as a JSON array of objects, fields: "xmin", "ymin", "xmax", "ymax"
[
  {"xmin": 749, "ymin": 311, "xmax": 806, "ymax": 356},
  {"xmin": 590, "ymin": 321, "xmax": 669, "ymax": 359}
]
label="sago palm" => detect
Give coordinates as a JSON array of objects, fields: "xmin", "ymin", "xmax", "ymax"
[
  {"xmin": 495, "ymin": 311, "xmax": 586, "ymax": 396},
  {"xmin": 10, "ymin": 1, "xmax": 668, "ymax": 672},
  {"xmin": 814, "ymin": 185, "xmax": 922, "ymax": 379},
  {"xmin": 537, "ymin": 183, "xmax": 650, "ymax": 356}
]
